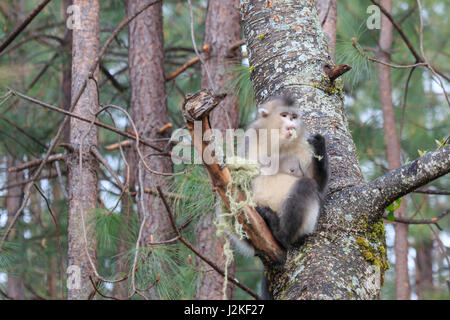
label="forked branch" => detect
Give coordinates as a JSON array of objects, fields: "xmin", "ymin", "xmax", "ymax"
[{"xmin": 181, "ymin": 89, "xmax": 285, "ymax": 264}]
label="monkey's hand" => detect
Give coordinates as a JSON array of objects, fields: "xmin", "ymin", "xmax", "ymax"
[
  {"xmin": 307, "ymin": 134, "xmax": 329, "ymax": 193},
  {"xmin": 307, "ymin": 134, "xmax": 326, "ymax": 158}
]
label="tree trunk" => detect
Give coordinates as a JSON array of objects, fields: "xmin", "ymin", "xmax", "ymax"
[
  {"xmin": 5, "ymin": 0, "xmax": 26, "ymax": 300},
  {"xmin": 415, "ymin": 242, "xmax": 433, "ymax": 298},
  {"xmin": 61, "ymin": 0, "xmax": 73, "ymax": 143},
  {"xmin": 66, "ymin": 0, "xmax": 100, "ymax": 300},
  {"xmin": 316, "ymin": 0, "xmax": 337, "ymax": 62},
  {"xmin": 127, "ymin": 1, "xmax": 174, "ymax": 298},
  {"xmin": 201, "ymin": 0, "xmax": 241, "ymax": 132},
  {"xmin": 195, "ymin": 0, "xmax": 241, "ymax": 300},
  {"xmin": 240, "ymin": 0, "xmax": 450, "ymax": 300},
  {"xmin": 375, "ymin": 0, "xmax": 410, "ymax": 300},
  {"xmin": 241, "ymin": 0, "xmax": 382, "ymax": 300},
  {"xmin": 6, "ymin": 156, "xmax": 25, "ymax": 300},
  {"xmin": 114, "ymin": 149, "xmax": 136, "ymax": 298}
]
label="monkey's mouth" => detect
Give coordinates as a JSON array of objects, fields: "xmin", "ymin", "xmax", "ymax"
[{"xmin": 285, "ymin": 128, "xmax": 297, "ymax": 139}]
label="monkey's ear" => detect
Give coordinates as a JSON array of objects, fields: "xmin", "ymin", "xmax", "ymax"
[{"xmin": 258, "ymin": 107, "xmax": 269, "ymax": 118}]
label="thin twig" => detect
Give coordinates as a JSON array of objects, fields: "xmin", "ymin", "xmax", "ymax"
[
  {"xmin": 33, "ymin": 183, "xmax": 65, "ymax": 299},
  {"xmin": 385, "ymin": 209, "xmax": 450, "ymax": 226},
  {"xmin": 156, "ymin": 186, "xmax": 260, "ymax": 300},
  {"xmin": 8, "ymin": 153, "xmax": 65, "ymax": 173},
  {"xmin": 352, "ymin": 38, "xmax": 427, "ymax": 69},
  {"xmin": 0, "ymin": 0, "xmax": 53, "ymax": 53},
  {"xmin": 413, "ymin": 188, "xmax": 450, "ymax": 195},
  {"xmin": 90, "ymin": 146, "xmax": 124, "ymax": 190},
  {"xmin": 370, "ymin": 0, "xmax": 449, "ymax": 82},
  {"xmin": 416, "ymin": 0, "xmax": 449, "ymax": 107},
  {"xmin": 10, "ymin": 89, "xmax": 164, "ymax": 152},
  {"xmin": 410, "ymin": 196, "xmax": 450, "ymax": 277},
  {"xmin": 399, "ymin": 67, "xmax": 416, "ymax": 140},
  {"xmin": 0, "ymin": 0, "xmax": 163, "ymax": 254},
  {"xmin": 187, "ymin": 0, "xmax": 215, "ymax": 93},
  {"xmin": 0, "ymin": 287, "xmax": 12, "ymax": 300}
]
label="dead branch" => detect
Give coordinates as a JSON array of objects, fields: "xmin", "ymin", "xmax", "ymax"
[
  {"xmin": 159, "ymin": 122, "xmax": 173, "ymax": 134},
  {"xmin": 0, "ymin": 171, "xmax": 63, "ymax": 192},
  {"xmin": 323, "ymin": 63, "xmax": 352, "ymax": 82},
  {"xmin": 181, "ymin": 89, "xmax": 285, "ymax": 265},
  {"xmin": 370, "ymin": 0, "xmax": 449, "ymax": 82},
  {"xmin": 0, "ymin": 0, "xmax": 163, "ymax": 254},
  {"xmin": 166, "ymin": 44, "xmax": 210, "ymax": 81},
  {"xmin": 385, "ymin": 209, "xmax": 450, "ymax": 227},
  {"xmin": 99, "ymin": 63, "xmax": 127, "ymax": 93},
  {"xmin": 156, "ymin": 186, "xmax": 260, "ymax": 300},
  {"xmin": 414, "ymin": 188, "xmax": 450, "ymax": 195},
  {"xmin": 0, "ymin": 0, "xmax": 53, "ymax": 54},
  {"xmin": 90, "ymin": 146, "xmax": 125, "ymax": 191},
  {"xmin": 10, "ymin": 89, "xmax": 164, "ymax": 153},
  {"xmin": 105, "ymin": 140, "xmax": 133, "ymax": 151},
  {"xmin": 8, "ymin": 153, "xmax": 65, "ymax": 173},
  {"xmin": 33, "ymin": 183, "xmax": 64, "ymax": 299}
]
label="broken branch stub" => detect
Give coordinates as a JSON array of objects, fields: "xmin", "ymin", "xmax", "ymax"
[{"xmin": 182, "ymin": 89, "xmax": 285, "ymax": 264}]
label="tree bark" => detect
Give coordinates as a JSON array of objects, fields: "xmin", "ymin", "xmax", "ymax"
[
  {"xmin": 114, "ymin": 149, "xmax": 136, "ymax": 298},
  {"xmin": 127, "ymin": 1, "xmax": 174, "ymax": 299},
  {"xmin": 61, "ymin": 0, "xmax": 73, "ymax": 143},
  {"xmin": 66, "ymin": 0, "xmax": 100, "ymax": 300},
  {"xmin": 195, "ymin": 0, "xmax": 242, "ymax": 300},
  {"xmin": 201, "ymin": 0, "xmax": 241, "ymax": 132},
  {"xmin": 6, "ymin": 156, "xmax": 25, "ymax": 300},
  {"xmin": 240, "ymin": 0, "xmax": 449, "ymax": 300},
  {"xmin": 5, "ymin": 0, "xmax": 26, "ymax": 300},
  {"xmin": 415, "ymin": 242, "xmax": 433, "ymax": 298},
  {"xmin": 316, "ymin": 0, "xmax": 337, "ymax": 61},
  {"xmin": 376, "ymin": 0, "xmax": 410, "ymax": 300}
]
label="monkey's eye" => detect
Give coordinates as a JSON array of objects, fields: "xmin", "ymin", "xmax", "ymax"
[
  {"xmin": 280, "ymin": 112, "xmax": 288, "ymax": 118},
  {"xmin": 292, "ymin": 114, "xmax": 298, "ymax": 119}
]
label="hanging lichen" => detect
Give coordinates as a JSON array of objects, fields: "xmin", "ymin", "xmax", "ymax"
[{"xmin": 214, "ymin": 156, "xmax": 260, "ymax": 299}]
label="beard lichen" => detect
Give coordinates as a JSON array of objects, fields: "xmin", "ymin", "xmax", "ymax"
[{"xmin": 215, "ymin": 156, "xmax": 260, "ymax": 299}]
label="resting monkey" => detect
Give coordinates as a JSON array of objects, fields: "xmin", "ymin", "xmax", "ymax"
[{"xmin": 244, "ymin": 96, "xmax": 329, "ymax": 250}]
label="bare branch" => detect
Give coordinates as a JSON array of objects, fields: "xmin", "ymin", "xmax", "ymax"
[
  {"xmin": 90, "ymin": 146, "xmax": 124, "ymax": 191},
  {"xmin": 33, "ymin": 183, "xmax": 65, "ymax": 299},
  {"xmin": 370, "ymin": 0, "xmax": 449, "ymax": 82},
  {"xmin": 363, "ymin": 145, "xmax": 450, "ymax": 211},
  {"xmin": 413, "ymin": 188, "xmax": 450, "ymax": 195},
  {"xmin": 182, "ymin": 90, "xmax": 285, "ymax": 264},
  {"xmin": 10, "ymin": 89, "xmax": 164, "ymax": 152},
  {"xmin": 385, "ymin": 209, "xmax": 450, "ymax": 226},
  {"xmin": 0, "ymin": 0, "xmax": 163, "ymax": 253},
  {"xmin": 105, "ymin": 140, "xmax": 132, "ymax": 151},
  {"xmin": 156, "ymin": 186, "xmax": 260, "ymax": 300},
  {"xmin": 8, "ymin": 154, "xmax": 65, "ymax": 173},
  {"xmin": 0, "ymin": 0, "xmax": 53, "ymax": 54}
]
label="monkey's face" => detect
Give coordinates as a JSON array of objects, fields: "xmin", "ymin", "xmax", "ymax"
[
  {"xmin": 278, "ymin": 111, "xmax": 301, "ymax": 140},
  {"xmin": 253, "ymin": 99, "xmax": 305, "ymax": 151}
]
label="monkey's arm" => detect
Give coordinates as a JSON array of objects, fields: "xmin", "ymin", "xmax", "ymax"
[
  {"xmin": 308, "ymin": 134, "xmax": 329, "ymax": 193},
  {"xmin": 255, "ymin": 206, "xmax": 288, "ymax": 249}
]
